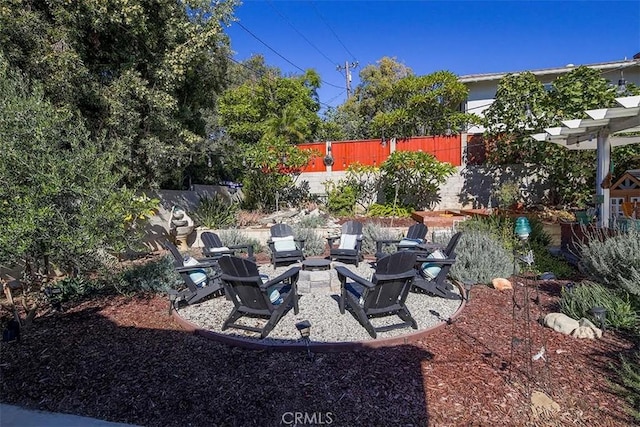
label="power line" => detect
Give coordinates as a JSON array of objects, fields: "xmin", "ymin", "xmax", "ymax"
[
  {"xmin": 308, "ymin": 0, "xmax": 358, "ymax": 63},
  {"xmin": 233, "ymin": 21, "xmax": 344, "ymax": 91},
  {"xmin": 226, "ymin": 56, "xmax": 338, "ymax": 110},
  {"xmin": 234, "ymin": 21, "xmax": 307, "ymax": 74},
  {"xmin": 266, "ymin": 0, "xmax": 338, "ymax": 67}
]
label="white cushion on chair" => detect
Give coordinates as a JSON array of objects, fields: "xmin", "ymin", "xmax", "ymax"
[
  {"xmin": 420, "ymin": 250, "xmax": 446, "ymax": 280},
  {"xmin": 183, "ymin": 256, "xmax": 208, "ymax": 286},
  {"xmin": 338, "ymin": 234, "xmax": 359, "ymax": 250},
  {"xmin": 271, "ymin": 236, "xmax": 297, "ymax": 252},
  {"xmin": 208, "ymin": 246, "xmax": 230, "ymax": 253}
]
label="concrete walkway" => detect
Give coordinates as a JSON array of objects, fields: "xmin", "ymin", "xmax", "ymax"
[{"xmin": 0, "ymin": 404, "xmax": 139, "ymax": 427}]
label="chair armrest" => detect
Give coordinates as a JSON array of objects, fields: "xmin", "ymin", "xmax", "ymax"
[
  {"xmin": 263, "ymin": 267, "xmax": 301, "ymax": 289},
  {"xmin": 375, "ymin": 239, "xmax": 401, "ymax": 254},
  {"xmin": 175, "ymin": 261, "xmax": 219, "ymax": 272},
  {"xmin": 326, "ymin": 236, "xmax": 339, "ymax": 248},
  {"xmin": 228, "ymin": 244, "xmax": 254, "ymax": 258},
  {"xmin": 197, "ymin": 255, "xmax": 226, "ymax": 263},
  {"xmin": 294, "ymin": 238, "xmax": 306, "ymax": 250},
  {"xmin": 334, "ymin": 266, "xmax": 375, "ymax": 289},
  {"xmin": 415, "ymin": 257, "xmax": 457, "ymax": 265},
  {"xmin": 375, "ymin": 270, "xmax": 417, "ymax": 282},
  {"xmin": 415, "ymin": 243, "xmax": 445, "ymax": 252},
  {"xmin": 202, "ymin": 248, "xmax": 233, "ymax": 257}
]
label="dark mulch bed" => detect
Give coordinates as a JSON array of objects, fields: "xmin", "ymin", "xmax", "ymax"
[{"xmin": 1, "ymin": 277, "xmax": 636, "ymax": 426}]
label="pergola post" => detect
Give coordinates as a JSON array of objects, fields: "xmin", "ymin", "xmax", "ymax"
[{"xmin": 595, "ymin": 129, "xmax": 611, "ymax": 228}]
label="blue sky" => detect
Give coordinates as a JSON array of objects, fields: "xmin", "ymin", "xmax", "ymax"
[{"xmin": 225, "ymin": 1, "xmax": 640, "ymax": 112}]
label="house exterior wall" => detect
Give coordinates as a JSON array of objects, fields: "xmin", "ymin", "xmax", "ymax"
[{"xmin": 461, "ymin": 57, "xmax": 640, "ymax": 134}]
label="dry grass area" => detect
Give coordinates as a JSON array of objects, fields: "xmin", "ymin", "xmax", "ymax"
[{"xmin": 0, "ymin": 276, "xmax": 636, "ymax": 426}]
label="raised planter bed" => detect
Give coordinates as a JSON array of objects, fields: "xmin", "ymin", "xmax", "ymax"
[{"xmin": 411, "ymin": 210, "xmax": 467, "ymax": 228}]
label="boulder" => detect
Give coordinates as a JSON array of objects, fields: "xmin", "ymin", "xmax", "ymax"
[
  {"xmin": 492, "ymin": 277, "xmax": 512, "ymax": 291},
  {"xmin": 571, "ymin": 318, "xmax": 603, "ymax": 339},
  {"xmin": 543, "ymin": 313, "xmax": 579, "ymax": 335}
]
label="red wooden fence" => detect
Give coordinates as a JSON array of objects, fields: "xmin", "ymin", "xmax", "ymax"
[{"xmin": 298, "ymin": 135, "xmax": 461, "ymax": 172}]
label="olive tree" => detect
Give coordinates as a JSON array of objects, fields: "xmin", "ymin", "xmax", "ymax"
[{"xmin": 0, "ymin": 62, "xmax": 152, "ymax": 278}]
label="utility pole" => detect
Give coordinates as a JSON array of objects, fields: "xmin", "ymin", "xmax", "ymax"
[{"xmin": 336, "ymin": 61, "xmax": 358, "ymax": 98}]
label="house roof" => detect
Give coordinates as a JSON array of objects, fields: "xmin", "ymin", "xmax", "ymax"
[
  {"xmin": 458, "ymin": 57, "xmax": 639, "ymax": 83},
  {"xmin": 611, "ymin": 170, "xmax": 640, "ymax": 191}
]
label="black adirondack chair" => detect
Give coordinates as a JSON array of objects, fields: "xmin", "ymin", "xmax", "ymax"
[
  {"xmin": 163, "ymin": 240, "xmax": 224, "ymax": 312},
  {"xmin": 412, "ymin": 232, "xmax": 463, "ymax": 300},
  {"xmin": 327, "ymin": 220, "xmax": 364, "ymax": 266},
  {"xmin": 335, "ymin": 251, "xmax": 418, "ymax": 338},
  {"xmin": 200, "ymin": 231, "xmax": 255, "ymax": 261},
  {"xmin": 375, "ymin": 223, "xmax": 428, "ymax": 259},
  {"xmin": 267, "ymin": 224, "xmax": 305, "ymax": 267},
  {"xmin": 218, "ymin": 256, "xmax": 300, "ymax": 339}
]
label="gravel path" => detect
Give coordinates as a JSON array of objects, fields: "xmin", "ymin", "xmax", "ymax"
[{"xmin": 178, "ymin": 260, "xmax": 463, "ymax": 344}]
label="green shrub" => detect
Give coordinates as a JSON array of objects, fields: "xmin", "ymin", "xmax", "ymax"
[
  {"xmin": 530, "ymin": 242, "xmax": 575, "ymax": 279},
  {"xmin": 459, "ymin": 215, "xmax": 551, "ymax": 253},
  {"xmin": 325, "ymin": 184, "xmax": 356, "ymax": 216},
  {"xmin": 449, "ymin": 230, "xmax": 514, "ymax": 285},
  {"xmin": 53, "ymin": 276, "xmax": 104, "ymax": 302},
  {"xmin": 559, "ymin": 281, "xmax": 638, "ymax": 330},
  {"xmin": 192, "ymin": 195, "xmax": 238, "ymax": 229},
  {"xmin": 459, "ymin": 215, "xmax": 517, "ymax": 252},
  {"xmin": 528, "ymin": 217, "xmax": 552, "ymax": 248},
  {"xmin": 361, "ymin": 221, "xmax": 403, "ymax": 256},
  {"xmin": 298, "ymin": 214, "xmax": 327, "ymax": 228},
  {"xmin": 366, "ymin": 203, "xmax": 413, "ymax": 218},
  {"xmin": 114, "ymin": 255, "xmax": 177, "ymax": 295},
  {"xmin": 292, "ymin": 226, "xmax": 325, "ymax": 256},
  {"xmin": 281, "ymin": 180, "xmax": 315, "ymax": 208},
  {"xmin": 578, "ymin": 229, "xmax": 640, "ymax": 297},
  {"xmin": 379, "ymin": 151, "xmax": 456, "ymax": 210},
  {"xmin": 218, "ymin": 229, "xmax": 262, "ymax": 256},
  {"xmin": 610, "ymin": 351, "xmax": 640, "ymax": 422}
]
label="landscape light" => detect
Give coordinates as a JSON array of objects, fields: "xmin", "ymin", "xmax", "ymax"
[{"xmin": 590, "ymin": 306, "xmax": 607, "ymax": 331}]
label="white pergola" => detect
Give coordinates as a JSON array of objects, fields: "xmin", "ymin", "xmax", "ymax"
[{"xmin": 531, "ymin": 95, "xmax": 640, "ymax": 228}]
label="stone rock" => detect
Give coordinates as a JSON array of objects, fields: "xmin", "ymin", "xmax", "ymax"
[
  {"xmin": 531, "ymin": 391, "xmax": 560, "ymax": 418},
  {"xmin": 544, "ymin": 312, "xmax": 579, "ymax": 335},
  {"xmin": 492, "ymin": 277, "xmax": 512, "ymax": 290},
  {"xmin": 570, "ymin": 318, "xmax": 602, "ymax": 339}
]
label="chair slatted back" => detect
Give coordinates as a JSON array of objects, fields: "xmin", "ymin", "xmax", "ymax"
[
  {"xmin": 341, "ymin": 220, "xmax": 363, "ymax": 236},
  {"xmin": 270, "ymin": 223, "xmax": 295, "ymax": 238},
  {"xmin": 218, "ymin": 256, "xmax": 269, "ymax": 311},
  {"xmin": 363, "ymin": 251, "xmax": 417, "ymax": 310},
  {"xmin": 444, "ymin": 232, "xmax": 463, "ymax": 257},
  {"xmin": 406, "ymin": 223, "xmax": 428, "ymax": 240},
  {"xmin": 164, "ymin": 240, "xmax": 185, "ymax": 267},
  {"xmin": 201, "ymin": 231, "xmax": 224, "ymax": 250}
]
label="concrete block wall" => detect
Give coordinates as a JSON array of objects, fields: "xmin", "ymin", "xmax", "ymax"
[
  {"xmin": 297, "ymin": 165, "xmax": 548, "ymax": 211},
  {"xmin": 299, "ymin": 171, "xmax": 347, "ymax": 196}
]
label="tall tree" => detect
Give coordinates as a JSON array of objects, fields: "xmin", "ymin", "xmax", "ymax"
[
  {"xmin": 0, "ymin": 60, "xmax": 150, "ymax": 276},
  {"xmin": 217, "ymin": 69, "xmax": 322, "ymax": 145},
  {"xmin": 371, "ymin": 71, "xmax": 474, "ymax": 138},
  {"xmin": 0, "ymin": 0, "xmax": 238, "ymax": 188},
  {"xmin": 327, "ymin": 57, "xmax": 475, "ymax": 139}
]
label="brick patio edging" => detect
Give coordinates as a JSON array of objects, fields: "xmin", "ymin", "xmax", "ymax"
[{"xmin": 171, "ymin": 281, "xmax": 468, "ymax": 352}]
